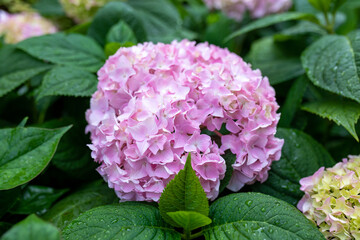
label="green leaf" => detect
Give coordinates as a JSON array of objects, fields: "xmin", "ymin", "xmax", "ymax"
[
  {"xmin": 0, "ymin": 188, "xmax": 21, "ymax": 218},
  {"xmin": 302, "ymin": 30, "xmax": 360, "ymax": 104},
  {"xmin": 167, "ymin": 211, "xmax": 212, "ymax": 232},
  {"xmin": 274, "ymin": 21, "xmax": 327, "ymax": 41},
  {"xmin": 104, "ymin": 42, "xmax": 122, "ymax": 58},
  {"xmin": 308, "ymin": 0, "xmax": 331, "ymax": 12},
  {"xmin": 17, "ymin": 33, "xmax": 105, "ymax": 72},
  {"xmin": 106, "ymin": 21, "xmax": 138, "ymax": 44},
  {"xmin": 43, "ymin": 181, "xmax": 117, "ymax": 230},
  {"xmin": 0, "ymin": 126, "xmax": 71, "ymax": 190},
  {"xmin": 251, "ymin": 128, "xmax": 335, "ymax": 206},
  {"xmin": 32, "ymin": 0, "xmax": 65, "ymax": 16},
  {"xmin": 203, "ymin": 192, "xmax": 325, "ymax": 240},
  {"xmin": 159, "ymin": 154, "xmax": 209, "ymax": 227},
  {"xmin": 0, "ymin": 45, "xmax": 51, "ymax": 98},
  {"xmin": 36, "ymin": 66, "xmax": 98, "ymax": 100},
  {"xmin": 247, "ymin": 37, "xmax": 305, "ymax": 85},
  {"xmin": 226, "ymin": 12, "xmax": 318, "ymax": 41},
  {"xmin": 10, "ymin": 185, "xmax": 68, "ymax": 215},
  {"xmin": 62, "ymin": 203, "xmax": 181, "ymax": 240},
  {"xmin": 279, "ymin": 76, "xmax": 308, "ymax": 127},
  {"xmin": 1, "ymin": 214, "xmax": 60, "ymax": 240},
  {"xmin": 218, "ymin": 151, "xmax": 236, "ymax": 193},
  {"xmin": 88, "ymin": 0, "xmax": 182, "ymax": 46},
  {"xmin": 302, "ymin": 99, "xmax": 360, "ymax": 141}
]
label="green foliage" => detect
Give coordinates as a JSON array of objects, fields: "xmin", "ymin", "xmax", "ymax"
[
  {"xmin": 88, "ymin": 0, "xmax": 182, "ymax": 46},
  {"xmin": 0, "ymin": 45, "xmax": 51, "ymax": 98},
  {"xmin": 218, "ymin": 151, "xmax": 236, "ymax": 193},
  {"xmin": 251, "ymin": 128, "xmax": 335, "ymax": 205},
  {"xmin": 0, "ymin": 188, "xmax": 21, "ymax": 218},
  {"xmin": 302, "ymin": 31, "xmax": 360, "ymax": 104},
  {"xmin": 62, "ymin": 203, "xmax": 181, "ymax": 240},
  {"xmin": 247, "ymin": 37, "xmax": 305, "ymax": 84},
  {"xmin": 9, "ymin": 185, "xmax": 68, "ymax": 215},
  {"xmin": 43, "ymin": 181, "xmax": 118, "ymax": 230},
  {"xmin": 1, "ymin": 214, "xmax": 60, "ymax": 240},
  {"xmin": 203, "ymin": 192, "xmax": 325, "ymax": 240},
  {"xmin": 226, "ymin": 12, "xmax": 319, "ymax": 41},
  {"xmin": 0, "ymin": 126, "xmax": 71, "ymax": 190},
  {"xmin": 159, "ymin": 154, "xmax": 209, "ymax": 227},
  {"xmin": 106, "ymin": 21, "xmax": 138, "ymax": 44},
  {"xmin": 17, "ymin": 33, "xmax": 105, "ymax": 72},
  {"xmin": 303, "ymin": 98, "xmax": 360, "ymax": 141},
  {"xmin": 167, "ymin": 211, "xmax": 212, "ymax": 232},
  {"xmin": 36, "ymin": 66, "xmax": 98, "ymax": 100}
]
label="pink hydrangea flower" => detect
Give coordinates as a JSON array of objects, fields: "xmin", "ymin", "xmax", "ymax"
[
  {"xmin": 203, "ymin": 0, "xmax": 292, "ymax": 21},
  {"xmin": 0, "ymin": 10, "xmax": 57, "ymax": 44},
  {"xmin": 298, "ymin": 155, "xmax": 360, "ymax": 240},
  {"xmin": 86, "ymin": 40, "xmax": 284, "ymax": 202}
]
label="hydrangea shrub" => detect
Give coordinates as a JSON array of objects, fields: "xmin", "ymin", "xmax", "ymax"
[
  {"xmin": 203, "ymin": 0, "xmax": 292, "ymax": 21},
  {"xmin": 86, "ymin": 40, "xmax": 284, "ymax": 202},
  {"xmin": 0, "ymin": 10, "xmax": 57, "ymax": 44},
  {"xmin": 60, "ymin": 0, "xmax": 111, "ymax": 23},
  {"xmin": 298, "ymin": 155, "xmax": 360, "ymax": 240}
]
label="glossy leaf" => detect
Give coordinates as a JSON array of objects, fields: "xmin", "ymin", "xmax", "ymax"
[
  {"xmin": 36, "ymin": 66, "xmax": 98, "ymax": 100},
  {"xmin": 251, "ymin": 128, "xmax": 335, "ymax": 205},
  {"xmin": 226, "ymin": 12, "xmax": 318, "ymax": 41},
  {"xmin": 1, "ymin": 214, "xmax": 60, "ymax": 240},
  {"xmin": 0, "ymin": 126, "xmax": 71, "ymax": 190},
  {"xmin": 203, "ymin": 193, "xmax": 325, "ymax": 240},
  {"xmin": 43, "ymin": 181, "xmax": 117, "ymax": 230},
  {"xmin": 0, "ymin": 45, "xmax": 51, "ymax": 98},
  {"xmin": 247, "ymin": 37, "xmax": 305, "ymax": 84},
  {"xmin": 302, "ymin": 99, "xmax": 360, "ymax": 141},
  {"xmin": 167, "ymin": 211, "xmax": 212, "ymax": 232},
  {"xmin": 17, "ymin": 33, "xmax": 105, "ymax": 72},
  {"xmin": 62, "ymin": 203, "xmax": 181, "ymax": 240},
  {"xmin": 302, "ymin": 31, "xmax": 360, "ymax": 104},
  {"xmin": 10, "ymin": 185, "xmax": 68, "ymax": 215},
  {"xmin": 159, "ymin": 154, "xmax": 209, "ymax": 227}
]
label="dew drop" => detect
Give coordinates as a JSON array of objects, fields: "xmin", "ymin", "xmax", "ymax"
[
  {"xmin": 245, "ymin": 200, "xmax": 253, "ymax": 207},
  {"xmin": 261, "ymin": 207, "xmax": 266, "ymax": 212}
]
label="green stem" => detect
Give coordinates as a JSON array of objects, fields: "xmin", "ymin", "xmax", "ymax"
[
  {"xmin": 323, "ymin": 11, "xmax": 334, "ymax": 34},
  {"xmin": 184, "ymin": 228, "xmax": 191, "ymax": 240},
  {"xmin": 190, "ymin": 231, "xmax": 204, "ymax": 239}
]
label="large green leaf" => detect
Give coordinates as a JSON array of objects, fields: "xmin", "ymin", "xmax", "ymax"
[
  {"xmin": 62, "ymin": 203, "xmax": 181, "ymax": 240},
  {"xmin": 302, "ymin": 30, "xmax": 360, "ymax": 104},
  {"xmin": 251, "ymin": 128, "xmax": 335, "ymax": 206},
  {"xmin": 1, "ymin": 214, "xmax": 60, "ymax": 240},
  {"xmin": 0, "ymin": 45, "xmax": 51, "ymax": 98},
  {"xmin": 226, "ymin": 12, "xmax": 318, "ymax": 41},
  {"xmin": 106, "ymin": 21, "xmax": 138, "ymax": 44},
  {"xmin": 9, "ymin": 185, "xmax": 68, "ymax": 215},
  {"xmin": 159, "ymin": 154, "xmax": 209, "ymax": 227},
  {"xmin": 43, "ymin": 181, "xmax": 117, "ymax": 230},
  {"xmin": 0, "ymin": 126, "xmax": 71, "ymax": 190},
  {"xmin": 203, "ymin": 193, "xmax": 325, "ymax": 240},
  {"xmin": 167, "ymin": 211, "xmax": 212, "ymax": 232},
  {"xmin": 36, "ymin": 66, "xmax": 98, "ymax": 100},
  {"xmin": 247, "ymin": 37, "xmax": 305, "ymax": 84},
  {"xmin": 302, "ymin": 99, "xmax": 360, "ymax": 141},
  {"xmin": 17, "ymin": 33, "xmax": 105, "ymax": 72},
  {"xmin": 88, "ymin": 0, "xmax": 181, "ymax": 46}
]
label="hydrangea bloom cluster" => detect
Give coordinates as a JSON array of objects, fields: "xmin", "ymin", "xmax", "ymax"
[
  {"xmin": 203, "ymin": 0, "xmax": 292, "ymax": 21},
  {"xmin": 298, "ymin": 155, "xmax": 360, "ymax": 240},
  {"xmin": 0, "ymin": 10, "xmax": 57, "ymax": 44},
  {"xmin": 86, "ymin": 39, "xmax": 283, "ymax": 202},
  {"xmin": 60, "ymin": 0, "xmax": 111, "ymax": 23}
]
